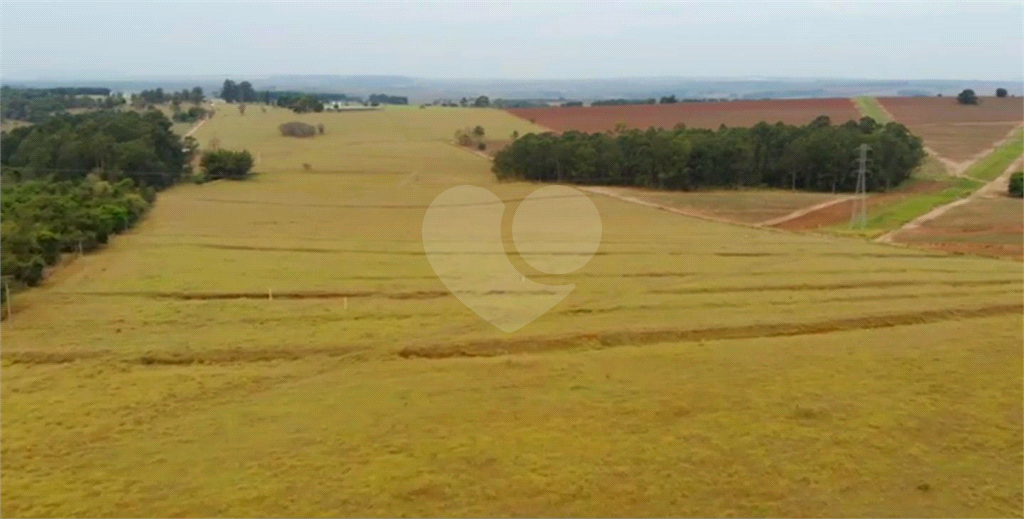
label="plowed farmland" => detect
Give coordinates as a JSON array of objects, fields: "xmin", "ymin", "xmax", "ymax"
[
  {"xmin": 878, "ymin": 96, "xmax": 1023, "ymax": 162},
  {"xmin": 507, "ymin": 98, "xmax": 860, "ymax": 132}
]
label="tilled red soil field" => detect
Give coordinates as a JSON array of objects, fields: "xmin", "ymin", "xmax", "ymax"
[
  {"xmin": 878, "ymin": 96, "xmax": 1023, "ymax": 161},
  {"xmin": 507, "ymin": 98, "xmax": 860, "ymax": 133},
  {"xmin": 878, "ymin": 96, "xmax": 1023, "ymax": 125}
]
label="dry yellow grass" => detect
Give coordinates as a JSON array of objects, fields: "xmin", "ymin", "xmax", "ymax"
[{"xmin": 2, "ymin": 104, "xmax": 1021, "ymax": 517}]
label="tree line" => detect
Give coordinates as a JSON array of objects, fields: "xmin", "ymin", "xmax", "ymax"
[
  {"xmin": 368, "ymin": 93, "xmax": 408, "ymax": 105},
  {"xmin": 220, "ymin": 80, "xmax": 259, "ymax": 103},
  {"xmin": 0, "ymin": 111, "xmax": 191, "ymax": 287},
  {"xmin": 1, "ymin": 86, "xmax": 125, "ymax": 122},
  {"xmin": 133, "ymin": 87, "xmax": 205, "ymax": 107},
  {"xmin": 492, "ymin": 116, "xmax": 925, "ymax": 193}
]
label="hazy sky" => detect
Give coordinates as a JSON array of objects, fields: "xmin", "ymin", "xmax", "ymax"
[{"xmin": 2, "ymin": 1, "xmax": 1022, "ymax": 80}]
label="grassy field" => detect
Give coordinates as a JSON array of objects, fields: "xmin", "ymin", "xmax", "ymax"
[
  {"xmin": 2, "ymin": 105, "xmax": 1022, "ymax": 517},
  {"xmin": 964, "ymin": 129, "xmax": 1024, "ymax": 181},
  {"xmin": 0, "ymin": 119, "xmax": 32, "ymax": 133},
  {"xmin": 852, "ymin": 96, "xmax": 893, "ymax": 123},
  {"xmin": 586, "ymin": 186, "xmax": 844, "ymax": 225}
]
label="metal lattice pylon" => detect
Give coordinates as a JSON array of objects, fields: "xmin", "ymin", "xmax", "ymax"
[{"xmin": 850, "ymin": 143, "xmax": 869, "ymax": 229}]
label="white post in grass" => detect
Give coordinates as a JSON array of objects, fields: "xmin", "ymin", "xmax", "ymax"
[{"xmin": 268, "ymin": 288, "xmax": 273, "ymax": 301}]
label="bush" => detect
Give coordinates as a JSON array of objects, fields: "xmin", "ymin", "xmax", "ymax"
[
  {"xmin": 279, "ymin": 121, "xmax": 317, "ymax": 138},
  {"xmin": 1009, "ymin": 171, "xmax": 1023, "ymax": 197},
  {"xmin": 200, "ymin": 149, "xmax": 254, "ymax": 180},
  {"xmin": 996, "ymin": 88, "xmax": 1008, "ymax": 98},
  {"xmin": 477, "ymin": 142, "xmax": 487, "ymax": 151},
  {"xmin": 957, "ymin": 89, "xmax": 979, "ymax": 105}
]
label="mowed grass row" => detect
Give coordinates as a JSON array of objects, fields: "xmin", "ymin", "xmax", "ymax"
[{"xmin": 2, "ymin": 105, "xmax": 1021, "ymax": 517}]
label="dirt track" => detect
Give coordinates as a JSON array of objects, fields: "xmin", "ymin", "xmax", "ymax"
[{"xmin": 877, "ymin": 156, "xmax": 1024, "ymax": 243}]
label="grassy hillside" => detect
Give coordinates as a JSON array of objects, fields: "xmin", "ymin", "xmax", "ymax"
[{"xmin": 2, "ymin": 105, "xmax": 1021, "ymax": 517}]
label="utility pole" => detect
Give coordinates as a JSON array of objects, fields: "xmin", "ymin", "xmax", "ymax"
[{"xmin": 850, "ymin": 143, "xmax": 870, "ymax": 229}]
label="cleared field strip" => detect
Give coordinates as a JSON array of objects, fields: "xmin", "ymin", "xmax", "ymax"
[
  {"xmin": 507, "ymin": 98, "xmax": 860, "ymax": 133},
  {"xmin": 876, "ymin": 131, "xmax": 1023, "ymax": 243},
  {"xmin": 877, "ymin": 96, "xmax": 1023, "ymax": 162},
  {"xmin": 852, "ymin": 96, "xmax": 894, "ymax": 123}
]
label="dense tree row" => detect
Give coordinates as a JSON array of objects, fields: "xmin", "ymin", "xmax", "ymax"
[
  {"xmin": 1, "ymin": 86, "xmax": 125, "ymax": 122},
  {"xmin": 134, "ymin": 87, "xmax": 204, "ymax": 106},
  {"xmin": 1, "ymin": 177, "xmax": 155, "ymax": 286},
  {"xmin": 267, "ymin": 91, "xmax": 361, "ymax": 103},
  {"xmin": 220, "ymin": 79, "xmax": 258, "ymax": 103},
  {"xmin": 0, "ymin": 110, "xmax": 194, "ymax": 286},
  {"xmin": 368, "ymin": 93, "xmax": 408, "ymax": 105},
  {"xmin": 591, "ymin": 98, "xmax": 658, "ymax": 106},
  {"xmin": 492, "ymin": 99, "xmax": 551, "ymax": 108},
  {"xmin": 1, "ymin": 110, "xmax": 190, "ymax": 188},
  {"xmin": 493, "ymin": 116, "xmax": 924, "ymax": 193},
  {"xmin": 275, "ymin": 94, "xmax": 324, "ymax": 113}
]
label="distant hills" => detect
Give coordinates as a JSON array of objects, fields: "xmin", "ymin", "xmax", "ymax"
[{"xmin": 2, "ymin": 75, "xmax": 1018, "ymax": 104}]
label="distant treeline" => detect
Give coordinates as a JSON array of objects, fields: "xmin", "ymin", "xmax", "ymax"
[
  {"xmin": 1, "ymin": 110, "xmax": 192, "ymax": 287},
  {"xmin": 1, "ymin": 86, "xmax": 125, "ymax": 122},
  {"xmin": 492, "ymin": 99, "xmax": 551, "ymax": 109},
  {"xmin": 493, "ymin": 116, "xmax": 924, "ymax": 193},
  {"xmin": 274, "ymin": 94, "xmax": 325, "ymax": 113},
  {"xmin": 133, "ymin": 87, "xmax": 205, "ymax": 106},
  {"xmin": 268, "ymin": 91, "xmax": 361, "ymax": 103},
  {"xmin": 588, "ymin": 96, "xmax": 730, "ymax": 106},
  {"xmin": 368, "ymin": 93, "xmax": 408, "ymax": 105},
  {"xmin": 591, "ymin": 98, "xmax": 657, "ymax": 106},
  {"xmin": 8, "ymin": 87, "xmax": 112, "ymax": 96},
  {"xmin": 220, "ymin": 80, "xmax": 259, "ymax": 103}
]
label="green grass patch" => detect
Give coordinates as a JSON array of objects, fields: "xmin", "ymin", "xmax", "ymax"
[
  {"xmin": 831, "ymin": 177, "xmax": 982, "ymax": 238},
  {"xmin": 852, "ymin": 96, "xmax": 893, "ymax": 124},
  {"xmin": 963, "ymin": 129, "xmax": 1024, "ymax": 181}
]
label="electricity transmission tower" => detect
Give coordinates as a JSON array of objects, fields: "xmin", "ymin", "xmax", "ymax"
[{"xmin": 850, "ymin": 143, "xmax": 870, "ymax": 229}]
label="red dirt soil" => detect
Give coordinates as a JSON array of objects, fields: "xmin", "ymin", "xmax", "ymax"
[
  {"xmin": 507, "ymin": 98, "xmax": 861, "ymax": 133},
  {"xmin": 877, "ymin": 97, "xmax": 1024, "ymax": 161},
  {"xmin": 878, "ymin": 96, "xmax": 1023, "ymax": 125},
  {"xmin": 772, "ymin": 181, "xmax": 945, "ymax": 231}
]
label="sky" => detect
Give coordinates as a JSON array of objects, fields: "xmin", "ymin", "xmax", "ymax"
[{"xmin": 1, "ymin": 0, "xmax": 1022, "ymax": 81}]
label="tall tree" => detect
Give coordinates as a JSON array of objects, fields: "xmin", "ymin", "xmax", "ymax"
[{"xmin": 221, "ymin": 80, "xmax": 238, "ymax": 102}]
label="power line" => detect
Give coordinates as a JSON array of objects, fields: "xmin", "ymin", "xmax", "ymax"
[{"xmin": 850, "ymin": 143, "xmax": 869, "ymax": 230}]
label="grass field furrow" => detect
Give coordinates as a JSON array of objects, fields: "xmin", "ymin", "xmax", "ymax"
[{"xmin": 397, "ymin": 302, "xmax": 1023, "ymax": 359}]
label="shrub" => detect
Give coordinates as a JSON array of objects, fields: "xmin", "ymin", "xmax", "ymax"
[
  {"xmin": 279, "ymin": 121, "xmax": 317, "ymax": 138},
  {"xmin": 1009, "ymin": 171, "xmax": 1023, "ymax": 197},
  {"xmin": 957, "ymin": 89, "xmax": 979, "ymax": 105},
  {"xmin": 200, "ymin": 149, "xmax": 254, "ymax": 180},
  {"xmin": 477, "ymin": 142, "xmax": 487, "ymax": 151}
]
